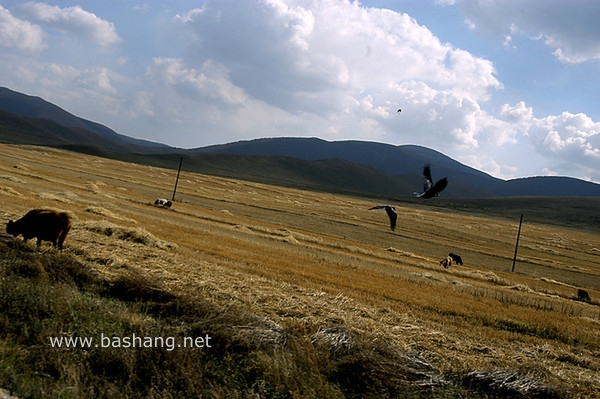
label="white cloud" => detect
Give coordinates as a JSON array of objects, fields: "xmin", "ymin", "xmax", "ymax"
[
  {"xmin": 1, "ymin": 0, "xmax": 596, "ymax": 182},
  {"xmin": 531, "ymin": 112, "xmax": 600, "ymax": 163},
  {"xmin": 170, "ymin": 0, "xmax": 505, "ymax": 150},
  {"xmin": 501, "ymin": 110, "xmax": 599, "ymax": 182},
  {"xmin": 0, "ymin": 5, "xmax": 45, "ymax": 51},
  {"xmin": 132, "ymin": 91, "xmax": 154, "ymax": 117},
  {"xmin": 147, "ymin": 57, "xmax": 247, "ymax": 106},
  {"xmin": 0, "ymin": 55, "xmax": 123, "ymax": 115},
  {"xmin": 541, "ymin": 168, "xmax": 559, "ymax": 177},
  {"xmin": 459, "ymin": 153, "xmax": 518, "ymax": 179},
  {"xmin": 79, "ymin": 67, "xmax": 119, "ymax": 96},
  {"xmin": 449, "ymin": 0, "xmax": 600, "ymax": 63},
  {"xmin": 175, "ymin": 0, "xmax": 340, "ymax": 114},
  {"xmin": 13, "ymin": 2, "xmax": 121, "ymax": 47},
  {"xmin": 175, "ymin": 7, "xmax": 208, "ymax": 24},
  {"xmin": 500, "ymin": 101, "xmax": 533, "ymax": 125}
]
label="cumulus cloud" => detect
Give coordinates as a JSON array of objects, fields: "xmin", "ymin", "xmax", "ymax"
[
  {"xmin": 13, "ymin": 2, "xmax": 121, "ymax": 47},
  {"xmin": 1, "ymin": 0, "xmax": 596, "ymax": 181},
  {"xmin": 147, "ymin": 57, "xmax": 247, "ymax": 106},
  {"xmin": 389, "ymin": 82, "xmax": 516, "ymax": 149},
  {"xmin": 449, "ymin": 0, "xmax": 600, "ymax": 63},
  {"xmin": 0, "ymin": 5, "xmax": 45, "ymax": 51},
  {"xmin": 497, "ymin": 102, "xmax": 600, "ymax": 179},
  {"xmin": 530, "ymin": 112, "xmax": 600, "ymax": 166},
  {"xmin": 176, "ymin": 0, "xmax": 336, "ymax": 113},
  {"xmin": 136, "ymin": 57, "xmax": 256, "ymax": 143},
  {"xmin": 0, "ymin": 55, "xmax": 123, "ymax": 116},
  {"xmin": 171, "ymin": 0, "xmax": 504, "ymax": 150},
  {"xmin": 500, "ymin": 101, "xmax": 533, "ymax": 124}
]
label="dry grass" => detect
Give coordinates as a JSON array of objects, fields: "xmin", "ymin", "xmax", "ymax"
[
  {"xmin": 79, "ymin": 220, "xmax": 177, "ymax": 249},
  {"xmin": 0, "ymin": 144, "xmax": 599, "ymax": 398}
]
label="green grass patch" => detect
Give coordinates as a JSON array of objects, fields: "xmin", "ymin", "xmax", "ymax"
[{"xmin": 0, "ymin": 236, "xmax": 569, "ymax": 398}]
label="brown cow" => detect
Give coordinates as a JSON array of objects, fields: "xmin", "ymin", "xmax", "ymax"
[
  {"xmin": 448, "ymin": 253, "xmax": 463, "ymax": 265},
  {"xmin": 439, "ymin": 255, "xmax": 452, "ymax": 269},
  {"xmin": 577, "ymin": 289, "xmax": 591, "ymax": 302},
  {"xmin": 7, "ymin": 209, "xmax": 71, "ymax": 250}
]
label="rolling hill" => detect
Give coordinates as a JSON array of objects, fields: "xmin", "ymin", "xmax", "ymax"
[
  {"xmin": 2, "ymin": 142, "xmax": 598, "ymax": 398},
  {"xmin": 194, "ymin": 137, "xmax": 600, "ymax": 197},
  {"xmin": 194, "ymin": 138, "xmax": 500, "ymax": 191},
  {"xmin": 1, "ymin": 86, "xmax": 599, "ymax": 198},
  {"xmin": 0, "ymin": 87, "xmax": 173, "ymax": 154}
]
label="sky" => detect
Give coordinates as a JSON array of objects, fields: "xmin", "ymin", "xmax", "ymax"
[{"xmin": 0, "ymin": 0, "xmax": 599, "ymax": 182}]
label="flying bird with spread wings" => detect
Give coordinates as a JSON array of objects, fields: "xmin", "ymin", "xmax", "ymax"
[
  {"xmin": 369, "ymin": 204, "xmax": 397, "ymax": 231},
  {"xmin": 415, "ymin": 164, "xmax": 447, "ymax": 199}
]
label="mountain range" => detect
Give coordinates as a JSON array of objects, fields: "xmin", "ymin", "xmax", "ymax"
[{"xmin": 1, "ymin": 86, "xmax": 599, "ymax": 198}]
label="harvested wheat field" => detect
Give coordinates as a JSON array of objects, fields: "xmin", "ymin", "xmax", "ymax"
[{"xmin": 0, "ymin": 144, "xmax": 599, "ymax": 398}]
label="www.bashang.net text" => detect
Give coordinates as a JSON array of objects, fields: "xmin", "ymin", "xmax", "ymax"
[{"xmin": 49, "ymin": 333, "xmax": 212, "ymax": 351}]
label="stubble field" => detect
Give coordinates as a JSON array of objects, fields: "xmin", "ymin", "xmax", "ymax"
[{"xmin": 0, "ymin": 144, "xmax": 598, "ymax": 398}]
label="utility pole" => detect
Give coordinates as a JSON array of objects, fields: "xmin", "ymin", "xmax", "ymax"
[
  {"xmin": 512, "ymin": 213, "xmax": 523, "ymax": 272},
  {"xmin": 171, "ymin": 157, "xmax": 183, "ymax": 201}
]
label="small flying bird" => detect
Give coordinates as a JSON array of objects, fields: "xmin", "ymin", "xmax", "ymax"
[
  {"xmin": 369, "ymin": 204, "xmax": 397, "ymax": 231},
  {"xmin": 397, "ymin": 108, "xmax": 401, "ymax": 113},
  {"xmin": 415, "ymin": 164, "xmax": 447, "ymax": 199}
]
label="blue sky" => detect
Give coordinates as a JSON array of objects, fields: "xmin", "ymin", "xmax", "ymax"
[{"xmin": 0, "ymin": 0, "xmax": 598, "ymax": 182}]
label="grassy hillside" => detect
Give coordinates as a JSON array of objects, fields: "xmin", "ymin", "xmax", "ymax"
[
  {"xmin": 124, "ymin": 152, "xmax": 424, "ymax": 196},
  {"xmin": 0, "ymin": 109, "xmax": 128, "ymax": 152},
  {"xmin": 0, "ymin": 144, "xmax": 599, "ymax": 398},
  {"xmin": 2, "ymin": 86, "xmax": 599, "ymax": 197},
  {"xmin": 399, "ymin": 196, "xmax": 600, "ymax": 234},
  {"xmin": 193, "ymin": 137, "xmax": 600, "ymax": 197},
  {"xmin": 116, "ymin": 152, "xmax": 490, "ymax": 199},
  {"xmin": 0, "ymin": 87, "xmax": 173, "ymax": 152}
]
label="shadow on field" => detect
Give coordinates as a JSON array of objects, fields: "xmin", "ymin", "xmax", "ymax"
[{"xmin": 0, "ymin": 233, "xmax": 568, "ymax": 398}]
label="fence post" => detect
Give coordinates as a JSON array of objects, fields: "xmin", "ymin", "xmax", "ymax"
[
  {"xmin": 172, "ymin": 157, "xmax": 183, "ymax": 201},
  {"xmin": 512, "ymin": 213, "xmax": 523, "ymax": 272}
]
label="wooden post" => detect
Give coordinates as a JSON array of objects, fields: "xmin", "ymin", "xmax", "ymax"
[
  {"xmin": 512, "ymin": 213, "xmax": 523, "ymax": 272},
  {"xmin": 171, "ymin": 157, "xmax": 183, "ymax": 201}
]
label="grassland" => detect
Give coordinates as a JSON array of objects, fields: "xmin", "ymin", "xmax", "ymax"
[{"xmin": 0, "ymin": 144, "xmax": 598, "ymax": 398}]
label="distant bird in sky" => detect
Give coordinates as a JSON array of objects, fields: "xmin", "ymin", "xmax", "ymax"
[
  {"xmin": 369, "ymin": 204, "xmax": 397, "ymax": 231},
  {"xmin": 415, "ymin": 164, "xmax": 447, "ymax": 199},
  {"xmin": 397, "ymin": 108, "xmax": 401, "ymax": 113}
]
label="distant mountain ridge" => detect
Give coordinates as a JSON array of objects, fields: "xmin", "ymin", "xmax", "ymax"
[
  {"xmin": 0, "ymin": 87, "xmax": 173, "ymax": 153},
  {"xmin": 194, "ymin": 138, "xmax": 502, "ymax": 193},
  {"xmin": 1, "ymin": 86, "xmax": 599, "ymax": 197},
  {"xmin": 194, "ymin": 138, "xmax": 600, "ymax": 197}
]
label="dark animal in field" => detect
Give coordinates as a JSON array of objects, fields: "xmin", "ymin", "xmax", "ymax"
[
  {"xmin": 7, "ymin": 209, "xmax": 71, "ymax": 250},
  {"xmin": 154, "ymin": 198, "xmax": 172, "ymax": 208},
  {"xmin": 577, "ymin": 289, "xmax": 591, "ymax": 302},
  {"xmin": 415, "ymin": 164, "xmax": 447, "ymax": 199},
  {"xmin": 369, "ymin": 204, "xmax": 397, "ymax": 231},
  {"xmin": 440, "ymin": 255, "xmax": 452, "ymax": 268},
  {"xmin": 448, "ymin": 253, "xmax": 463, "ymax": 265}
]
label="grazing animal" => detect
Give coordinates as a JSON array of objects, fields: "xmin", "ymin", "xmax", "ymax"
[
  {"xmin": 440, "ymin": 255, "xmax": 452, "ymax": 268},
  {"xmin": 7, "ymin": 209, "xmax": 71, "ymax": 250},
  {"xmin": 448, "ymin": 253, "xmax": 463, "ymax": 265},
  {"xmin": 154, "ymin": 198, "xmax": 172, "ymax": 208},
  {"xmin": 369, "ymin": 205, "xmax": 397, "ymax": 231},
  {"xmin": 577, "ymin": 289, "xmax": 591, "ymax": 302},
  {"xmin": 415, "ymin": 164, "xmax": 447, "ymax": 199}
]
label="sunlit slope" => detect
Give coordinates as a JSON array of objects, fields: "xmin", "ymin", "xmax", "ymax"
[{"xmin": 1, "ymin": 144, "xmax": 599, "ymax": 397}]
